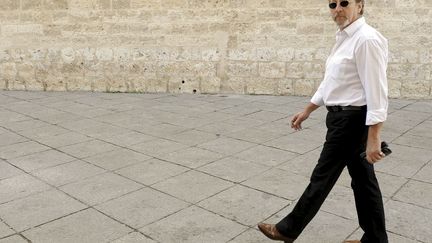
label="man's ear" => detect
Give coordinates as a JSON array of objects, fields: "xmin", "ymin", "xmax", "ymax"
[{"xmin": 358, "ymin": 3, "xmax": 364, "ymax": 15}]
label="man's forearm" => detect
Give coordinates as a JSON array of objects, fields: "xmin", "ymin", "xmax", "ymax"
[
  {"xmin": 304, "ymin": 103, "xmax": 320, "ymax": 115},
  {"xmin": 368, "ymin": 122, "xmax": 383, "ymax": 140},
  {"xmin": 366, "ymin": 122, "xmax": 385, "ymax": 163}
]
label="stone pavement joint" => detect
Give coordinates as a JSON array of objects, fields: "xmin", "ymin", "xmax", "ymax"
[{"xmin": 0, "ymin": 91, "xmax": 431, "ymax": 243}]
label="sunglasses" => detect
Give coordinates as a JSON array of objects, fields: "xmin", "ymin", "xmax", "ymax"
[{"xmin": 329, "ymin": 1, "xmax": 350, "ymax": 9}]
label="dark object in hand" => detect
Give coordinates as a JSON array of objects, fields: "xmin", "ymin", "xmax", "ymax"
[{"xmin": 360, "ymin": 141, "xmax": 392, "ymax": 160}]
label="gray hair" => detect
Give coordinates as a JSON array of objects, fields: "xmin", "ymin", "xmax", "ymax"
[{"xmin": 355, "ymin": 0, "xmax": 365, "ymax": 15}]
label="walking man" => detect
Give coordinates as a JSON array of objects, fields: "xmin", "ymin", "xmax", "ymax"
[{"xmin": 258, "ymin": 0, "xmax": 389, "ymax": 242}]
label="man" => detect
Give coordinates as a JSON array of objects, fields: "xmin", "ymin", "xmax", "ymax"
[{"xmin": 258, "ymin": 0, "xmax": 389, "ymax": 243}]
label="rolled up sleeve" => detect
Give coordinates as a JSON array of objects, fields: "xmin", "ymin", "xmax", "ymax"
[
  {"xmin": 355, "ymin": 38, "xmax": 389, "ymax": 125},
  {"xmin": 311, "ymin": 83, "xmax": 325, "ymax": 107}
]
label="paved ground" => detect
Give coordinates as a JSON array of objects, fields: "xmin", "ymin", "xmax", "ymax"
[{"xmin": 0, "ymin": 90, "xmax": 431, "ymax": 243}]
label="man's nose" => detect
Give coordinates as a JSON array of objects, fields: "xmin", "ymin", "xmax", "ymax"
[{"xmin": 335, "ymin": 3, "xmax": 343, "ymax": 12}]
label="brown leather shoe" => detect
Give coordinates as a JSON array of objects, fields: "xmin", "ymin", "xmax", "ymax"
[
  {"xmin": 257, "ymin": 223, "xmax": 294, "ymax": 243},
  {"xmin": 344, "ymin": 240, "xmax": 361, "ymax": 243}
]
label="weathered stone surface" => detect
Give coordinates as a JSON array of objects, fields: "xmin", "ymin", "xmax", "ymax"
[
  {"xmin": 43, "ymin": 0, "xmax": 68, "ymax": 10},
  {"xmin": 0, "ymin": 91, "xmax": 431, "ymax": 242},
  {"xmin": 0, "ymin": 1, "xmax": 430, "ymax": 98},
  {"xmin": 277, "ymin": 78, "xmax": 294, "ymax": 95},
  {"xmin": 0, "ymin": 63, "xmax": 17, "ymax": 82},
  {"xmin": 0, "ymin": 0, "xmax": 20, "ymax": 10},
  {"xmin": 145, "ymin": 77, "xmax": 168, "ymax": 93},
  {"xmin": 388, "ymin": 79, "xmax": 402, "ymax": 98},
  {"xmin": 0, "ymin": 79, "xmax": 5, "ymax": 90},
  {"xmin": 246, "ymin": 77, "xmax": 277, "ymax": 95},
  {"xmin": 293, "ymin": 79, "xmax": 316, "ymax": 96},
  {"xmin": 200, "ymin": 76, "xmax": 221, "ymax": 94},
  {"xmin": 259, "ymin": 62, "xmax": 285, "ymax": 78},
  {"xmin": 220, "ymin": 76, "xmax": 246, "ymax": 94},
  {"xmin": 401, "ymin": 80, "xmax": 430, "ymax": 98}
]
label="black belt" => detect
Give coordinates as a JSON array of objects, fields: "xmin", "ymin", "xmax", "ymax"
[{"xmin": 326, "ymin": 105, "xmax": 367, "ymax": 112}]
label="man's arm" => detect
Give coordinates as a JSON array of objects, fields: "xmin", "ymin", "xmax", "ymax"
[
  {"xmin": 366, "ymin": 122, "xmax": 385, "ymax": 164},
  {"xmin": 355, "ymin": 38, "xmax": 389, "ymax": 164},
  {"xmin": 291, "ymin": 103, "xmax": 320, "ymax": 131}
]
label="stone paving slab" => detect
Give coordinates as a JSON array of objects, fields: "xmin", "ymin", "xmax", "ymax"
[
  {"xmin": 0, "ymin": 160, "xmax": 23, "ymax": 180},
  {"xmin": 83, "ymin": 148, "xmax": 152, "ymax": 171},
  {"xmin": 197, "ymin": 137, "xmax": 256, "ymax": 156},
  {"xmin": 22, "ymin": 209, "xmax": 132, "ymax": 243},
  {"xmin": 233, "ymin": 145, "xmax": 297, "ymax": 167},
  {"xmin": 0, "ymin": 235, "xmax": 27, "ymax": 243},
  {"xmin": 95, "ymin": 187, "xmax": 190, "ymax": 229},
  {"xmin": 8, "ymin": 149, "xmax": 76, "ymax": 172},
  {"xmin": 139, "ymin": 206, "xmax": 247, "ymax": 243},
  {"xmin": 17, "ymin": 124, "xmax": 70, "ymax": 141},
  {"xmin": 152, "ymin": 170, "xmax": 234, "ymax": 204},
  {"xmin": 59, "ymin": 172, "xmax": 143, "ymax": 206},
  {"xmin": 0, "ymin": 141, "xmax": 50, "ymax": 160},
  {"xmin": 385, "ymin": 200, "xmax": 432, "ymax": 243},
  {"xmin": 227, "ymin": 126, "xmax": 284, "ymax": 144},
  {"xmin": 0, "ymin": 90, "xmax": 431, "ymax": 243},
  {"xmin": 0, "ymin": 132, "xmax": 27, "ymax": 147},
  {"xmin": 0, "ymin": 221, "xmax": 14, "ymax": 239},
  {"xmin": 414, "ymin": 161, "xmax": 432, "ymax": 183},
  {"xmin": 32, "ymin": 131, "xmax": 93, "ymax": 148},
  {"xmin": 0, "ymin": 175, "xmax": 51, "ymax": 205},
  {"xmin": 197, "ymin": 185, "xmax": 288, "ymax": 226},
  {"xmin": 157, "ymin": 147, "xmax": 225, "ymax": 169},
  {"xmin": 268, "ymin": 201, "xmax": 359, "ymax": 243},
  {"xmin": 198, "ymin": 156, "xmax": 270, "ymax": 183},
  {"xmin": 0, "ymin": 189, "xmax": 86, "ymax": 232},
  {"xmin": 242, "ymin": 168, "xmax": 310, "ymax": 200},
  {"xmin": 32, "ymin": 160, "xmax": 106, "ymax": 187},
  {"xmin": 111, "ymin": 232, "xmax": 156, "ymax": 243},
  {"xmin": 264, "ymin": 131, "xmax": 323, "ymax": 154},
  {"xmin": 350, "ymin": 228, "xmax": 420, "ymax": 243},
  {"xmin": 57, "ymin": 139, "xmax": 120, "ymax": 159},
  {"xmin": 115, "ymin": 158, "xmax": 190, "ymax": 186}
]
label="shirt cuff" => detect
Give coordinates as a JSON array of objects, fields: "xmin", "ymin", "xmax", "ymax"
[
  {"xmin": 311, "ymin": 93, "xmax": 324, "ymax": 106},
  {"xmin": 366, "ymin": 108, "xmax": 387, "ymax": 125}
]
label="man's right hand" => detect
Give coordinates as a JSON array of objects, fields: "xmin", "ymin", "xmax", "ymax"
[
  {"xmin": 291, "ymin": 111, "xmax": 310, "ymax": 130},
  {"xmin": 291, "ymin": 103, "xmax": 320, "ymax": 131}
]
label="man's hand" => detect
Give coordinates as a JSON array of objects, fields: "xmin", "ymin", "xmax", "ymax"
[
  {"xmin": 366, "ymin": 123, "xmax": 385, "ymax": 164},
  {"xmin": 291, "ymin": 103, "xmax": 319, "ymax": 131},
  {"xmin": 291, "ymin": 111, "xmax": 310, "ymax": 131},
  {"xmin": 366, "ymin": 137, "xmax": 385, "ymax": 164}
]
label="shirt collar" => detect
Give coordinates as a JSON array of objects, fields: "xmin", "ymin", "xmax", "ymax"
[{"xmin": 337, "ymin": 17, "xmax": 365, "ymax": 37}]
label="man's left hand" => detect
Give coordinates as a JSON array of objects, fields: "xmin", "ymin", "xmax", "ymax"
[{"xmin": 366, "ymin": 137, "xmax": 385, "ymax": 164}]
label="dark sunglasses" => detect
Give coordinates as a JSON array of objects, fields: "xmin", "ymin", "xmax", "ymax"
[{"xmin": 329, "ymin": 1, "xmax": 350, "ymax": 9}]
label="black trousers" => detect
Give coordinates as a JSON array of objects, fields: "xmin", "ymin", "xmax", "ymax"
[{"xmin": 276, "ymin": 110, "xmax": 388, "ymax": 243}]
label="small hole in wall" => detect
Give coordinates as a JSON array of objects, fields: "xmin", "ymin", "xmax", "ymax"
[
  {"xmin": 193, "ymin": 89, "xmax": 197, "ymax": 93},
  {"xmin": 182, "ymin": 80, "xmax": 185, "ymax": 84},
  {"xmin": 179, "ymin": 87, "xmax": 181, "ymax": 90}
]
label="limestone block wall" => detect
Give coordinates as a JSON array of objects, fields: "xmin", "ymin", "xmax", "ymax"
[{"xmin": 0, "ymin": 0, "xmax": 431, "ymax": 98}]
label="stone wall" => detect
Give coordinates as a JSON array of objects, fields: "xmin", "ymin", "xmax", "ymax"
[{"xmin": 0, "ymin": 0, "xmax": 431, "ymax": 98}]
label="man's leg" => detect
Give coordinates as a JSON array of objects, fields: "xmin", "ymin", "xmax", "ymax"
[
  {"xmin": 275, "ymin": 111, "xmax": 369, "ymax": 239},
  {"xmin": 275, "ymin": 140, "xmax": 346, "ymax": 239},
  {"xmin": 347, "ymin": 155, "xmax": 388, "ymax": 243}
]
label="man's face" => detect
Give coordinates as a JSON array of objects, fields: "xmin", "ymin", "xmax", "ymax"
[{"xmin": 329, "ymin": 0, "xmax": 362, "ymax": 29}]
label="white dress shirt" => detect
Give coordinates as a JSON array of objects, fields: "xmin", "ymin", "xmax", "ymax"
[{"xmin": 311, "ymin": 17, "xmax": 388, "ymax": 125}]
